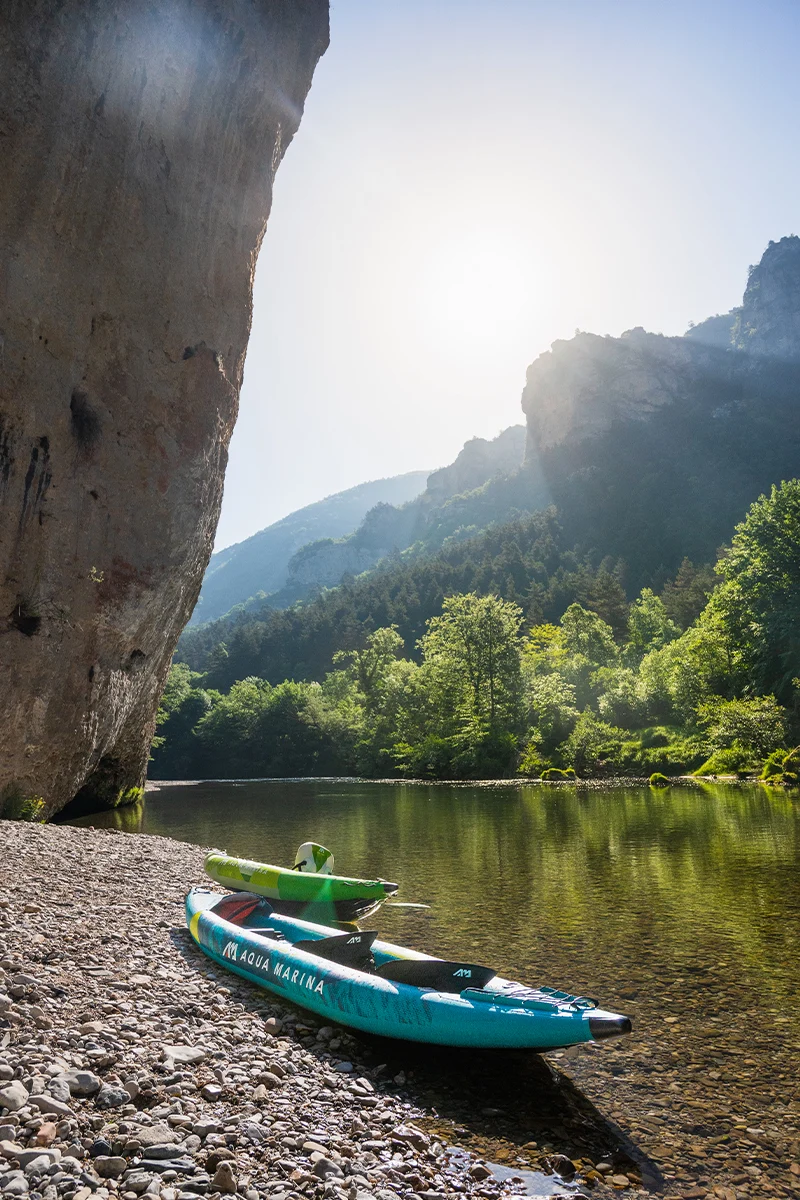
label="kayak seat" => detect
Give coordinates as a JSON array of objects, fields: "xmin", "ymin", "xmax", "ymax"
[
  {"xmin": 294, "ymin": 930, "xmax": 378, "ymax": 973},
  {"xmin": 251, "ymin": 927, "xmax": 285, "ymax": 941},
  {"xmin": 376, "ymin": 958, "xmax": 496, "ymax": 993}
]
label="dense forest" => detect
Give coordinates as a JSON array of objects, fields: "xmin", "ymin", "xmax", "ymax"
[{"xmin": 152, "ymin": 481, "xmax": 800, "ymax": 784}]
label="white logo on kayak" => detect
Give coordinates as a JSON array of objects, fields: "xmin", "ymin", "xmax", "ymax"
[
  {"xmin": 272, "ymin": 959, "xmax": 325, "ymax": 995},
  {"xmin": 222, "ymin": 941, "xmax": 269, "ymax": 971},
  {"xmin": 220, "ymin": 941, "xmax": 324, "ymax": 995},
  {"xmin": 454, "ymin": 968, "xmax": 472, "ymax": 977}
]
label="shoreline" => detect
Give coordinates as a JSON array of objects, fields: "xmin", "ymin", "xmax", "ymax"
[
  {"xmin": 0, "ymin": 823, "xmax": 637, "ymax": 1200},
  {"xmin": 144, "ymin": 776, "xmax": 771, "ymax": 792}
]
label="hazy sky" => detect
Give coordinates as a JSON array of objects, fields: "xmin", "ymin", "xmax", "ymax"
[{"xmin": 215, "ymin": 0, "xmax": 800, "ymax": 550}]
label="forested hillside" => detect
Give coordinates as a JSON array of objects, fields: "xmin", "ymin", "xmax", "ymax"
[
  {"xmin": 154, "ymin": 482, "xmax": 800, "ymax": 783},
  {"xmin": 190, "ymin": 470, "xmax": 430, "ymax": 625}
]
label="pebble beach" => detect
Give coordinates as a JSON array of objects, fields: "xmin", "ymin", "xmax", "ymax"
[{"xmin": 0, "ymin": 821, "xmax": 797, "ymax": 1200}]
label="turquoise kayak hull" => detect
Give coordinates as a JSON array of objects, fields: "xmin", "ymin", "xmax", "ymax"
[{"xmin": 185, "ymin": 889, "xmax": 631, "ymax": 1050}]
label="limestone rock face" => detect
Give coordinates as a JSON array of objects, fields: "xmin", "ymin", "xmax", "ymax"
[
  {"xmin": 521, "ymin": 328, "xmax": 712, "ymax": 455},
  {"xmin": 520, "ymin": 241, "xmax": 800, "ymax": 587},
  {"xmin": 424, "ymin": 426, "xmax": 526, "ymax": 500},
  {"xmin": 0, "ymin": 1, "xmax": 329, "ymax": 816},
  {"xmin": 733, "ymin": 235, "xmax": 800, "ymax": 357}
]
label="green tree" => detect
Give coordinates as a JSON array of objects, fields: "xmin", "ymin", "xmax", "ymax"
[
  {"xmin": 526, "ymin": 673, "xmax": 579, "ymax": 746},
  {"xmin": 660, "ymin": 559, "xmax": 717, "ymax": 629},
  {"xmin": 560, "ymin": 604, "xmax": 618, "ymax": 666},
  {"xmin": 697, "ymin": 695, "xmax": 787, "ymax": 758},
  {"xmin": 710, "ymin": 481, "xmax": 800, "ymax": 699},
  {"xmin": 563, "ymin": 711, "xmax": 627, "ymax": 777},
  {"xmin": 625, "ymin": 588, "xmax": 680, "ymax": 663},
  {"xmin": 420, "ymin": 593, "xmax": 524, "ymax": 733}
]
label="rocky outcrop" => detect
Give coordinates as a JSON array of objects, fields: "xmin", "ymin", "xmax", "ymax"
[
  {"xmin": 733, "ymin": 235, "xmax": 800, "ymax": 356},
  {"xmin": 684, "ymin": 310, "xmax": 739, "ymax": 349},
  {"xmin": 521, "ymin": 241, "xmax": 800, "ymax": 586},
  {"xmin": 425, "ymin": 426, "xmax": 526, "ymax": 500},
  {"xmin": 277, "ymin": 427, "xmax": 532, "ymax": 605},
  {"xmin": 0, "ymin": 1, "xmax": 329, "ymax": 817}
]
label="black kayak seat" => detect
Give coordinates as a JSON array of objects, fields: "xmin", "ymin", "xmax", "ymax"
[
  {"xmin": 376, "ymin": 958, "xmax": 496, "ymax": 993},
  {"xmin": 293, "ymin": 930, "xmax": 378, "ymax": 972},
  {"xmin": 251, "ymin": 927, "xmax": 285, "ymax": 941}
]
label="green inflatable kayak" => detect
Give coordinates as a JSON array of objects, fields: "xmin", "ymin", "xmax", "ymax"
[{"xmin": 204, "ymin": 844, "xmax": 398, "ymax": 922}]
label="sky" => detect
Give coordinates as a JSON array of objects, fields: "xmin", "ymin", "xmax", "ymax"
[{"xmin": 214, "ymin": 0, "xmax": 800, "ymax": 550}]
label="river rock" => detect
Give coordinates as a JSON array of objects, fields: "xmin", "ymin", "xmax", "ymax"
[
  {"xmin": 0, "ymin": 1082, "xmax": 29, "ymax": 1112},
  {"xmin": 312, "ymin": 1156, "xmax": 344, "ymax": 1181},
  {"xmin": 16, "ymin": 1149, "xmax": 61, "ymax": 1169},
  {"xmin": 0, "ymin": 0, "xmax": 331, "ymax": 818},
  {"xmin": 55, "ymin": 1071, "xmax": 102, "ymax": 1098},
  {"xmin": 94, "ymin": 1085, "xmax": 130, "ymax": 1110},
  {"xmin": 211, "ymin": 1162, "xmax": 237, "ymax": 1194},
  {"xmin": 28, "ymin": 1095, "xmax": 72, "ymax": 1118},
  {"xmin": 134, "ymin": 1126, "xmax": 178, "ymax": 1149},
  {"xmin": 162, "ymin": 1046, "xmax": 206, "ymax": 1067}
]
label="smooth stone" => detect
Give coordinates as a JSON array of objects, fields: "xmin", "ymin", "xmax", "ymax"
[
  {"xmin": 94, "ymin": 1086, "xmax": 131, "ymax": 1110},
  {"xmin": 0, "ymin": 1141, "xmax": 26, "ymax": 1159},
  {"xmin": 55, "ymin": 1071, "xmax": 102, "ymax": 1098},
  {"xmin": 94, "ymin": 1158, "xmax": 128, "ymax": 1179},
  {"xmin": 140, "ymin": 1147, "xmax": 186, "ymax": 1161},
  {"xmin": 0, "ymin": 1178, "xmax": 28, "ymax": 1196},
  {"xmin": 124, "ymin": 1174, "xmax": 156, "ymax": 1195},
  {"xmin": 44, "ymin": 1081, "xmax": 69, "ymax": 1105},
  {"xmin": 312, "ymin": 1157, "xmax": 343, "ymax": 1180},
  {"xmin": 161, "ymin": 1047, "xmax": 205, "ymax": 1067},
  {"xmin": 134, "ymin": 1126, "xmax": 178, "ymax": 1149},
  {"xmin": 28, "ymin": 1096, "xmax": 72, "ymax": 1119},
  {"xmin": 137, "ymin": 1161, "xmax": 196, "ymax": 1176},
  {"xmin": 26, "ymin": 1157, "xmax": 56, "ymax": 1177},
  {"xmin": 210, "ymin": 1163, "xmax": 236, "ymax": 1194},
  {"xmin": 16, "ymin": 1150, "xmax": 61, "ymax": 1168},
  {"xmin": 0, "ymin": 1082, "xmax": 29, "ymax": 1113}
]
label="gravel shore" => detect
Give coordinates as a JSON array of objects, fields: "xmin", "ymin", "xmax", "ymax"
[{"xmin": 0, "ymin": 822, "xmax": 631, "ymax": 1200}]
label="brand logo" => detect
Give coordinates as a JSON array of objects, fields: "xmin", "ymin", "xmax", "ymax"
[
  {"xmin": 454, "ymin": 968, "xmax": 472, "ymax": 977},
  {"xmin": 271, "ymin": 959, "xmax": 325, "ymax": 996}
]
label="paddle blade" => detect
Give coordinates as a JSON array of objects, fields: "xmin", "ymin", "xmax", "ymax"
[{"xmin": 294, "ymin": 842, "xmax": 334, "ymax": 874}]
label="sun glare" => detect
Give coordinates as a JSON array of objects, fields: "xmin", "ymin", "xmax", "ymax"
[{"xmin": 418, "ymin": 232, "xmax": 533, "ymax": 349}]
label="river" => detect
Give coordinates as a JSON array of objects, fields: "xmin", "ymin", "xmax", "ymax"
[{"xmin": 69, "ymin": 779, "xmax": 800, "ymax": 1193}]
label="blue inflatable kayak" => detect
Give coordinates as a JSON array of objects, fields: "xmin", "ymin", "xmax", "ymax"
[{"xmin": 186, "ymin": 889, "xmax": 632, "ymax": 1050}]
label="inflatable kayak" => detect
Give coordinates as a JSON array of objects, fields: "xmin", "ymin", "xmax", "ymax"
[
  {"xmin": 204, "ymin": 845, "xmax": 399, "ymax": 922},
  {"xmin": 186, "ymin": 889, "xmax": 632, "ymax": 1050}
]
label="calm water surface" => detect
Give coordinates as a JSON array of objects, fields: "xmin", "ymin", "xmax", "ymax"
[{"xmin": 72, "ymin": 780, "xmax": 800, "ymax": 1190}]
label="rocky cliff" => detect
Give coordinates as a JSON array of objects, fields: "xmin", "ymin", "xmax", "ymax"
[
  {"xmin": 276, "ymin": 426, "xmax": 532, "ymax": 605},
  {"xmin": 425, "ymin": 426, "xmax": 526, "ymax": 500},
  {"xmin": 521, "ymin": 240, "xmax": 800, "ymax": 585},
  {"xmin": 733, "ymin": 236, "xmax": 800, "ymax": 356},
  {"xmin": 0, "ymin": 1, "xmax": 329, "ymax": 817}
]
